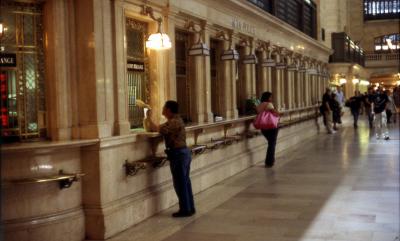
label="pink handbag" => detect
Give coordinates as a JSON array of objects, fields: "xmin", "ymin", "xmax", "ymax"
[{"xmin": 253, "ymin": 111, "xmax": 279, "ymax": 129}]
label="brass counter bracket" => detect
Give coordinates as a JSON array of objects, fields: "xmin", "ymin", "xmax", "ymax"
[
  {"xmin": 208, "ymin": 139, "xmax": 226, "ymax": 150},
  {"xmin": 223, "ymin": 123, "xmax": 234, "ymax": 138},
  {"xmin": 193, "ymin": 128, "xmax": 204, "ymax": 146},
  {"xmin": 2, "ymin": 170, "xmax": 85, "ymax": 189},
  {"xmin": 225, "ymin": 135, "xmax": 243, "ymax": 143},
  {"xmin": 190, "ymin": 144, "xmax": 207, "ymax": 156},
  {"xmin": 124, "ymin": 160, "xmax": 147, "ymax": 176},
  {"xmin": 245, "ymin": 130, "xmax": 261, "ymax": 138},
  {"xmin": 146, "ymin": 156, "xmax": 168, "ymax": 168}
]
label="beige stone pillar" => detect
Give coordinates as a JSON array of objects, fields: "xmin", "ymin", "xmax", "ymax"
[
  {"xmin": 256, "ymin": 51, "xmax": 268, "ymax": 98},
  {"xmin": 43, "ymin": 0, "xmax": 75, "ymax": 141},
  {"xmin": 270, "ymin": 66, "xmax": 279, "ymax": 109},
  {"xmin": 203, "ymin": 28, "xmax": 214, "ymax": 122},
  {"xmin": 112, "ymin": 0, "xmax": 131, "ymax": 135},
  {"xmin": 273, "ymin": 53, "xmax": 284, "ymax": 110},
  {"xmin": 305, "ymin": 72, "xmax": 312, "ymax": 106},
  {"xmin": 313, "ymin": 74, "xmax": 318, "ymax": 105},
  {"xmin": 221, "ymin": 41, "xmax": 238, "ymax": 119},
  {"xmin": 74, "ymin": 0, "xmax": 115, "ymax": 139},
  {"xmin": 243, "ymin": 46, "xmax": 253, "ymax": 100},
  {"xmin": 296, "ymin": 69, "xmax": 302, "ymax": 108},
  {"xmin": 285, "ymin": 60, "xmax": 295, "ymax": 110},
  {"xmin": 316, "ymin": 74, "xmax": 321, "ymax": 104},
  {"xmin": 266, "ymin": 66, "xmax": 273, "ymax": 92},
  {"xmin": 302, "ymin": 71, "xmax": 309, "ymax": 107},
  {"xmin": 190, "ymin": 30, "xmax": 213, "ymax": 123},
  {"xmin": 275, "ymin": 67, "xmax": 285, "ymax": 110}
]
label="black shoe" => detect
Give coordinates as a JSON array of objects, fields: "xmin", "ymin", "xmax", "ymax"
[{"xmin": 172, "ymin": 211, "xmax": 194, "ymax": 218}]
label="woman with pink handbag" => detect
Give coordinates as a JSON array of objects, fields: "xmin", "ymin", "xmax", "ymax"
[{"xmin": 255, "ymin": 92, "xmax": 281, "ymax": 168}]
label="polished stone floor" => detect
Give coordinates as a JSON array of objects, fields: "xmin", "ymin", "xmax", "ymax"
[{"xmin": 110, "ymin": 117, "xmax": 399, "ymax": 241}]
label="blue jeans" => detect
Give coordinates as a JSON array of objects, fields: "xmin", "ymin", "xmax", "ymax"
[{"xmin": 167, "ymin": 147, "xmax": 195, "ymax": 213}]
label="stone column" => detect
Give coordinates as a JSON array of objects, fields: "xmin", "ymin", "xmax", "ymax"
[
  {"xmin": 296, "ymin": 68, "xmax": 302, "ymax": 108},
  {"xmin": 256, "ymin": 51, "xmax": 268, "ymax": 98},
  {"xmin": 273, "ymin": 53, "xmax": 284, "ymax": 110},
  {"xmin": 316, "ymin": 73, "xmax": 321, "ymax": 104},
  {"xmin": 112, "ymin": 0, "xmax": 131, "ymax": 135},
  {"xmin": 44, "ymin": 0, "xmax": 75, "ymax": 140},
  {"xmin": 243, "ymin": 46, "xmax": 253, "ymax": 100},
  {"xmin": 286, "ymin": 66, "xmax": 295, "ymax": 110},
  {"xmin": 302, "ymin": 71, "xmax": 309, "ymax": 107},
  {"xmin": 74, "ymin": 0, "xmax": 115, "ymax": 139},
  {"xmin": 266, "ymin": 65, "xmax": 273, "ymax": 92},
  {"xmin": 221, "ymin": 41, "xmax": 238, "ymax": 119},
  {"xmin": 191, "ymin": 30, "xmax": 213, "ymax": 123},
  {"xmin": 203, "ymin": 27, "xmax": 214, "ymax": 122},
  {"xmin": 275, "ymin": 67, "xmax": 285, "ymax": 110},
  {"xmin": 305, "ymin": 71, "xmax": 312, "ymax": 106}
]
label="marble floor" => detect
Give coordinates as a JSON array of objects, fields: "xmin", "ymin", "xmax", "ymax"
[{"xmin": 110, "ymin": 118, "xmax": 399, "ymax": 241}]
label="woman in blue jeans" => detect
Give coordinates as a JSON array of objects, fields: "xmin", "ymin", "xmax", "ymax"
[{"xmin": 256, "ymin": 92, "xmax": 281, "ymax": 168}]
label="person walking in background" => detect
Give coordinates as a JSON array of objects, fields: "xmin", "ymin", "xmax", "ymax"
[
  {"xmin": 371, "ymin": 87, "xmax": 390, "ymax": 140},
  {"xmin": 330, "ymin": 92, "xmax": 341, "ymax": 131},
  {"xmin": 148, "ymin": 101, "xmax": 195, "ymax": 217},
  {"xmin": 335, "ymin": 86, "xmax": 345, "ymax": 123},
  {"xmin": 322, "ymin": 88, "xmax": 335, "ymax": 134},
  {"xmin": 363, "ymin": 87, "xmax": 375, "ymax": 128},
  {"xmin": 256, "ymin": 92, "xmax": 280, "ymax": 168},
  {"xmin": 349, "ymin": 91, "xmax": 363, "ymax": 128},
  {"xmin": 386, "ymin": 89, "xmax": 397, "ymax": 123},
  {"xmin": 393, "ymin": 86, "xmax": 400, "ymax": 109}
]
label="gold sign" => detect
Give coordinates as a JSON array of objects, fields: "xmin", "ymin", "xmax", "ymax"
[{"xmin": 231, "ymin": 18, "xmax": 256, "ymax": 35}]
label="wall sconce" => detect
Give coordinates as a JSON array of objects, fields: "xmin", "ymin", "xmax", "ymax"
[
  {"xmin": 217, "ymin": 30, "xmax": 239, "ymax": 61},
  {"xmin": 0, "ymin": 23, "xmax": 4, "ymax": 38},
  {"xmin": 352, "ymin": 78, "xmax": 360, "ymax": 84},
  {"xmin": 141, "ymin": 6, "xmax": 171, "ymax": 50},
  {"xmin": 186, "ymin": 21, "xmax": 210, "ymax": 56},
  {"xmin": 396, "ymin": 80, "xmax": 400, "ymax": 86},
  {"xmin": 0, "ymin": 21, "xmax": 8, "ymax": 41},
  {"xmin": 359, "ymin": 80, "xmax": 370, "ymax": 86}
]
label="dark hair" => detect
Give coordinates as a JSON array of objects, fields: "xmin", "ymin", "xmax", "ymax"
[
  {"xmin": 260, "ymin": 92, "xmax": 272, "ymax": 102},
  {"xmin": 164, "ymin": 100, "xmax": 179, "ymax": 114}
]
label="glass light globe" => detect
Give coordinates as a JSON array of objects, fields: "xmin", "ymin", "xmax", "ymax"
[{"xmin": 146, "ymin": 33, "xmax": 171, "ymax": 50}]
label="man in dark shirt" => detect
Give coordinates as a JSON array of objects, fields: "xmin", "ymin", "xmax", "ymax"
[
  {"xmin": 322, "ymin": 88, "xmax": 334, "ymax": 134},
  {"xmin": 349, "ymin": 91, "xmax": 363, "ymax": 128},
  {"xmin": 371, "ymin": 87, "xmax": 389, "ymax": 140},
  {"xmin": 149, "ymin": 100, "xmax": 195, "ymax": 217},
  {"xmin": 363, "ymin": 87, "xmax": 375, "ymax": 128}
]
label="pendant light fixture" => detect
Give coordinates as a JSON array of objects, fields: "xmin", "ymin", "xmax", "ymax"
[{"xmin": 141, "ymin": 6, "xmax": 171, "ymax": 50}]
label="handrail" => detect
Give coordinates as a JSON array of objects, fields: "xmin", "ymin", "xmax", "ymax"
[
  {"xmin": 2, "ymin": 170, "xmax": 85, "ymax": 189},
  {"xmin": 124, "ymin": 156, "xmax": 168, "ymax": 176}
]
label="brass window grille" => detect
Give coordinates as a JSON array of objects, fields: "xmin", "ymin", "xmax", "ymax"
[
  {"xmin": 0, "ymin": 1, "xmax": 46, "ymax": 142},
  {"xmin": 210, "ymin": 39, "xmax": 222, "ymax": 118},
  {"xmin": 235, "ymin": 45, "xmax": 246, "ymax": 116},
  {"xmin": 125, "ymin": 18, "xmax": 149, "ymax": 129},
  {"xmin": 175, "ymin": 30, "xmax": 192, "ymax": 123}
]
